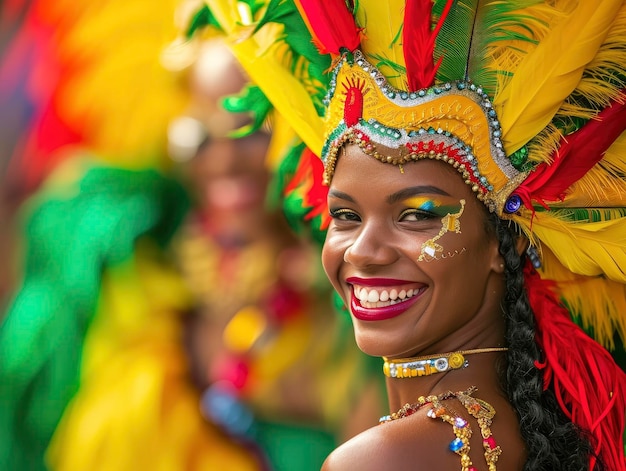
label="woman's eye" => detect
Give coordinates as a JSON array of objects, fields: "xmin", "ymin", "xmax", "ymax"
[
  {"xmin": 399, "ymin": 209, "xmax": 437, "ymax": 222},
  {"xmin": 329, "ymin": 208, "xmax": 360, "ymax": 221}
]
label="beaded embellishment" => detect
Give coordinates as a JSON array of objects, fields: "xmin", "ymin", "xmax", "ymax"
[
  {"xmin": 322, "ymin": 50, "xmax": 526, "ymax": 215},
  {"xmin": 383, "ymin": 348, "xmax": 508, "ymax": 379},
  {"xmin": 379, "ymin": 387, "xmax": 502, "ymax": 471}
]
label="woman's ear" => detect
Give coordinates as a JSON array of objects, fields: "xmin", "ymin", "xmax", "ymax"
[
  {"xmin": 489, "ymin": 232, "xmax": 528, "ymax": 274},
  {"xmin": 489, "ymin": 235, "xmax": 506, "ymax": 274},
  {"xmin": 515, "ymin": 236, "xmax": 529, "ymax": 257}
]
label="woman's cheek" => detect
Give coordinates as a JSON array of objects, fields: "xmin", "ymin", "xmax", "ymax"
[{"xmin": 321, "ymin": 233, "xmax": 343, "ymax": 291}]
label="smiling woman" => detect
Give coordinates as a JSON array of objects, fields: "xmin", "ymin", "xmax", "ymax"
[
  {"xmin": 321, "ymin": 146, "xmax": 524, "ymax": 470},
  {"xmin": 191, "ymin": 0, "xmax": 626, "ymax": 470}
]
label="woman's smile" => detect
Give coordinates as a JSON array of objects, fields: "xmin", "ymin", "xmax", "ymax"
[{"xmin": 347, "ymin": 277, "xmax": 427, "ymax": 320}]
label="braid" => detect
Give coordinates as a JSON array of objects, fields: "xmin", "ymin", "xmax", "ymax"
[{"xmin": 491, "ymin": 215, "xmax": 597, "ymax": 471}]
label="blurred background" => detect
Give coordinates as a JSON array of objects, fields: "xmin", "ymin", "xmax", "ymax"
[{"xmin": 0, "ymin": 1, "xmax": 385, "ymax": 470}]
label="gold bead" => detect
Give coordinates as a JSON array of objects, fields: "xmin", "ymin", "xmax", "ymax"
[{"xmin": 448, "ymin": 353, "xmax": 465, "ymax": 369}]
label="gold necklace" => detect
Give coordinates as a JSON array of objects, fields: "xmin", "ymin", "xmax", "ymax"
[
  {"xmin": 379, "ymin": 387, "xmax": 502, "ymax": 471},
  {"xmin": 383, "ymin": 347, "xmax": 508, "ymax": 378}
]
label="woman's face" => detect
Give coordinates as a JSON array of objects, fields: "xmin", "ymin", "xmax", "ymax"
[{"xmin": 321, "ymin": 144, "xmax": 505, "ymax": 358}]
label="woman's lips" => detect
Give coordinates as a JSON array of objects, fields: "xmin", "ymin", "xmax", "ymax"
[
  {"xmin": 350, "ymin": 292, "xmax": 422, "ymax": 321},
  {"xmin": 346, "ymin": 277, "xmax": 427, "ymax": 321}
]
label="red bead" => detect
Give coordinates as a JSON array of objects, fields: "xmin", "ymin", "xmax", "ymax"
[{"xmin": 483, "ymin": 436, "xmax": 497, "ymax": 449}]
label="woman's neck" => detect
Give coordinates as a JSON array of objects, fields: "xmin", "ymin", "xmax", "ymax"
[{"xmin": 384, "ymin": 348, "xmax": 507, "ymax": 412}]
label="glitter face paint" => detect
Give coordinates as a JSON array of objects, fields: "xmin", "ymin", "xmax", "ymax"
[{"xmin": 399, "ymin": 197, "xmax": 466, "ymax": 262}]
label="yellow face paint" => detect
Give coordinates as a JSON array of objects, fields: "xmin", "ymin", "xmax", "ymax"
[
  {"xmin": 409, "ymin": 198, "xmax": 466, "ymax": 262},
  {"xmin": 403, "ymin": 196, "xmax": 465, "ymax": 218}
]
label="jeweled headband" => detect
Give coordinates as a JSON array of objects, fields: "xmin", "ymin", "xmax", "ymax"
[{"xmin": 321, "ymin": 50, "xmax": 525, "ymax": 214}]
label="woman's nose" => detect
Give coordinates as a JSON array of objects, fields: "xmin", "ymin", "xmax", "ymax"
[{"xmin": 342, "ymin": 223, "xmax": 398, "ymax": 268}]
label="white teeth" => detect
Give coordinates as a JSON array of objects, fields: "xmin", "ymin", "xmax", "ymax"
[
  {"xmin": 367, "ymin": 290, "xmax": 380, "ymax": 303},
  {"xmin": 354, "ymin": 285, "xmax": 423, "ymax": 308}
]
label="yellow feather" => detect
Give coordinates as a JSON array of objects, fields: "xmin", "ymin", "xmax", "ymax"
[
  {"xmin": 354, "ymin": 0, "xmax": 407, "ymax": 89},
  {"xmin": 207, "ymin": 0, "xmax": 325, "ymax": 154},
  {"xmin": 496, "ymin": 0, "xmax": 623, "ymax": 154},
  {"xmin": 539, "ymin": 247, "xmax": 626, "ymax": 350},
  {"xmin": 513, "ymin": 210, "xmax": 626, "ymax": 283}
]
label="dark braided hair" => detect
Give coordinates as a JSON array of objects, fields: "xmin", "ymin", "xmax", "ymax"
[{"xmin": 490, "ymin": 213, "xmax": 600, "ymax": 471}]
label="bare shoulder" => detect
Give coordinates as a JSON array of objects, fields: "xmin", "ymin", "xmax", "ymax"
[
  {"xmin": 322, "ymin": 392, "xmax": 526, "ymax": 471},
  {"xmin": 321, "ymin": 409, "xmax": 459, "ymax": 471}
]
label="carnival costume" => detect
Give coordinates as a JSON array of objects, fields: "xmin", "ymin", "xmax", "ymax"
[{"xmin": 189, "ymin": 0, "xmax": 626, "ymax": 469}]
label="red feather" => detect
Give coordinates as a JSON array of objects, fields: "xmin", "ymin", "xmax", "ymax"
[
  {"xmin": 524, "ymin": 263, "xmax": 626, "ymax": 471},
  {"xmin": 404, "ymin": 0, "xmax": 453, "ymax": 91},
  {"xmin": 293, "ymin": 0, "xmax": 361, "ymax": 55},
  {"xmin": 284, "ymin": 147, "xmax": 329, "ymax": 228},
  {"xmin": 514, "ymin": 94, "xmax": 626, "ymax": 210}
]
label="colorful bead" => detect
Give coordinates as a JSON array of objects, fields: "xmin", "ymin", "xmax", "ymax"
[
  {"xmin": 504, "ymin": 194, "xmax": 522, "ymax": 213},
  {"xmin": 484, "ymin": 436, "xmax": 497, "ymax": 449},
  {"xmin": 379, "ymin": 387, "xmax": 502, "ymax": 471},
  {"xmin": 454, "ymin": 417, "xmax": 468, "ymax": 428},
  {"xmin": 449, "ymin": 437, "xmax": 464, "ymax": 452},
  {"xmin": 382, "ymin": 348, "xmax": 506, "ymax": 379},
  {"xmin": 510, "ymin": 145, "xmax": 529, "ymax": 170}
]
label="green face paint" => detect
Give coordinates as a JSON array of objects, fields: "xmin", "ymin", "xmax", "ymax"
[{"xmin": 403, "ymin": 196, "xmax": 465, "ymax": 218}]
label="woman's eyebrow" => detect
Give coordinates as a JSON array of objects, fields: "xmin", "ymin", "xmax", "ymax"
[
  {"xmin": 327, "ymin": 189, "xmax": 355, "ymax": 202},
  {"xmin": 387, "ymin": 186, "xmax": 450, "ymax": 204}
]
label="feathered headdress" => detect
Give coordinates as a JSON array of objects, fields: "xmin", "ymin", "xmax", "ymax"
[{"xmin": 191, "ymin": 0, "xmax": 626, "ymax": 468}]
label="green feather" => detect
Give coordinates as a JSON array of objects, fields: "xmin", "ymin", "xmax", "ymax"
[
  {"xmin": 555, "ymin": 207, "xmax": 626, "ymax": 223},
  {"xmin": 185, "ymin": 1, "xmax": 265, "ymax": 38},
  {"xmin": 185, "ymin": 5, "xmax": 222, "ymax": 38},
  {"xmin": 222, "ymin": 84, "xmax": 273, "ymax": 137},
  {"xmin": 369, "ymin": 53, "xmax": 406, "ymax": 85},
  {"xmin": 433, "ymin": 0, "xmax": 544, "ymax": 94},
  {"xmin": 255, "ymin": 0, "xmax": 332, "ymax": 115}
]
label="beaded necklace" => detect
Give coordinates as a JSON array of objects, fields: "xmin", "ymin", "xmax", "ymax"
[
  {"xmin": 379, "ymin": 387, "xmax": 501, "ymax": 471},
  {"xmin": 382, "ymin": 347, "xmax": 508, "ymax": 378}
]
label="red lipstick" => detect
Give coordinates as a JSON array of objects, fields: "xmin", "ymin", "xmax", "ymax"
[
  {"xmin": 347, "ymin": 276, "xmax": 426, "ymax": 321},
  {"xmin": 346, "ymin": 277, "xmax": 413, "ymax": 286},
  {"xmin": 350, "ymin": 293, "xmax": 422, "ymax": 321}
]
